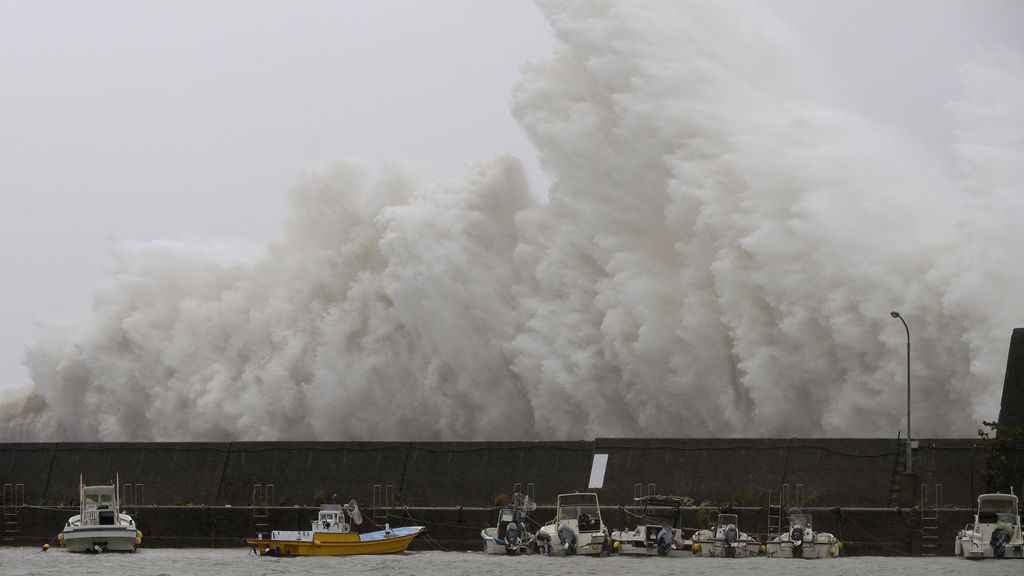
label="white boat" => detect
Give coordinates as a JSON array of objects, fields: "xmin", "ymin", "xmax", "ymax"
[
  {"xmin": 610, "ymin": 495, "xmax": 693, "ymax": 557},
  {"xmin": 59, "ymin": 474, "xmax": 141, "ymax": 553},
  {"xmin": 690, "ymin": 512, "xmax": 761, "ymax": 557},
  {"xmin": 766, "ymin": 511, "xmax": 841, "ymax": 558},
  {"xmin": 955, "ymin": 492, "xmax": 1024, "ymax": 559},
  {"xmin": 481, "ymin": 493, "xmax": 535, "ymax": 555},
  {"xmin": 534, "ymin": 492, "xmax": 610, "ymax": 556}
]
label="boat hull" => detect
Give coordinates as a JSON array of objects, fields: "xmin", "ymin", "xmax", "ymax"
[
  {"xmin": 537, "ymin": 527, "xmax": 608, "ymax": 556},
  {"xmin": 481, "ymin": 527, "xmax": 530, "ymax": 555},
  {"xmin": 611, "ymin": 526, "xmax": 690, "ymax": 557},
  {"xmin": 956, "ymin": 534, "xmax": 1024, "ymax": 559},
  {"xmin": 695, "ymin": 541, "xmax": 756, "ymax": 557},
  {"xmin": 247, "ymin": 526, "xmax": 424, "ymax": 556},
  {"xmin": 766, "ymin": 541, "xmax": 838, "ymax": 558},
  {"xmin": 60, "ymin": 526, "xmax": 140, "ymax": 553},
  {"xmin": 616, "ymin": 542, "xmax": 690, "ymax": 557}
]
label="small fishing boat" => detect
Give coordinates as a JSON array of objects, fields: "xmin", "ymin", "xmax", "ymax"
[
  {"xmin": 610, "ymin": 495, "xmax": 693, "ymax": 556},
  {"xmin": 955, "ymin": 492, "xmax": 1024, "ymax": 559},
  {"xmin": 766, "ymin": 511, "xmax": 841, "ymax": 558},
  {"xmin": 690, "ymin": 511, "xmax": 761, "ymax": 558},
  {"xmin": 481, "ymin": 492, "xmax": 535, "ymax": 555},
  {"xmin": 59, "ymin": 474, "xmax": 141, "ymax": 553},
  {"xmin": 247, "ymin": 500, "xmax": 424, "ymax": 557},
  {"xmin": 534, "ymin": 492, "xmax": 610, "ymax": 556}
]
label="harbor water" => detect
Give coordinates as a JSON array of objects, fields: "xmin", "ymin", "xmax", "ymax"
[{"xmin": 0, "ymin": 548, "xmax": 1012, "ymax": 576}]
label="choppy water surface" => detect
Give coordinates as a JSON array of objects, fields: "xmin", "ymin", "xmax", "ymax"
[{"xmin": 0, "ymin": 548, "xmax": 1014, "ymax": 576}]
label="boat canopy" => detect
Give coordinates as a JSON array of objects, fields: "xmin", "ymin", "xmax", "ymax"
[{"xmin": 633, "ymin": 495, "xmax": 694, "ymax": 507}]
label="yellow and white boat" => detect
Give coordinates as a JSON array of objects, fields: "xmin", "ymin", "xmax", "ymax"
[{"xmin": 247, "ymin": 500, "xmax": 424, "ymax": 557}]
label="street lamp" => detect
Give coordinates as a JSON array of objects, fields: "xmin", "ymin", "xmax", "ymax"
[{"xmin": 890, "ymin": 311, "xmax": 911, "ymax": 474}]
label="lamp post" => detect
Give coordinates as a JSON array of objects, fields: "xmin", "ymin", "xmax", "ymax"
[{"xmin": 890, "ymin": 311, "xmax": 911, "ymax": 474}]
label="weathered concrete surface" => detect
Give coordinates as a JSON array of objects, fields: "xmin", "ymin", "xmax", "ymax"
[
  {"xmin": 0, "ymin": 439, "xmax": 991, "ymax": 508},
  {"xmin": 997, "ymin": 328, "xmax": 1024, "ymax": 496},
  {"xmin": 595, "ymin": 438, "xmax": 904, "ymax": 508},
  {"xmin": 399, "ymin": 441, "xmax": 593, "ymax": 506},
  {"xmin": 215, "ymin": 442, "xmax": 411, "ymax": 507}
]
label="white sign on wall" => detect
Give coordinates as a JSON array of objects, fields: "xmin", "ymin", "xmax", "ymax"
[{"xmin": 588, "ymin": 453, "xmax": 609, "ymax": 489}]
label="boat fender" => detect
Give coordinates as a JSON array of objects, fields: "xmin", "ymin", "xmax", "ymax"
[
  {"xmin": 656, "ymin": 527, "xmax": 674, "ymax": 556},
  {"xmin": 557, "ymin": 524, "xmax": 577, "ymax": 555},
  {"xmin": 136, "ymin": 530, "xmax": 143, "ymax": 545},
  {"xmin": 41, "ymin": 543, "xmax": 50, "ymax": 551},
  {"xmin": 692, "ymin": 542, "xmax": 702, "ymax": 555}
]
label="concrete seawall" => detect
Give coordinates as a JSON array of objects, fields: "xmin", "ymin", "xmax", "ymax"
[{"xmin": 0, "ymin": 439, "xmax": 998, "ymax": 555}]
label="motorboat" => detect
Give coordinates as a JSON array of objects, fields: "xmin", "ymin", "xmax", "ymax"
[
  {"xmin": 481, "ymin": 492, "xmax": 535, "ymax": 555},
  {"xmin": 766, "ymin": 510, "xmax": 841, "ymax": 558},
  {"xmin": 610, "ymin": 495, "xmax": 693, "ymax": 556},
  {"xmin": 690, "ymin": 511, "xmax": 761, "ymax": 557},
  {"xmin": 247, "ymin": 500, "xmax": 424, "ymax": 556},
  {"xmin": 58, "ymin": 474, "xmax": 141, "ymax": 553},
  {"xmin": 955, "ymin": 492, "xmax": 1023, "ymax": 559},
  {"xmin": 534, "ymin": 492, "xmax": 610, "ymax": 556}
]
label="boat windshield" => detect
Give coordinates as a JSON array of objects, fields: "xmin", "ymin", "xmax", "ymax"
[
  {"xmin": 559, "ymin": 494, "xmax": 599, "ymax": 507},
  {"xmin": 979, "ymin": 497, "xmax": 1017, "ymax": 513},
  {"xmin": 979, "ymin": 497, "xmax": 1019, "ymax": 523},
  {"xmin": 642, "ymin": 512, "xmax": 680, "ymax": 528},
  {"xmin": 718, "ymin": 513, "xmax": 738, "ymax": 527},
  {"xmin": 789, "ymin": 513, "xmax": 812, "ymax": 529},
  {"xmin": 84, "ymin": 491, "xmax": 114, "ymax": 505}
]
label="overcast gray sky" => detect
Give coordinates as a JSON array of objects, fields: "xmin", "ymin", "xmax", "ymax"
[{"xmin": 1, "ymin": 0, "xmax": 1021, "ymax": 393}]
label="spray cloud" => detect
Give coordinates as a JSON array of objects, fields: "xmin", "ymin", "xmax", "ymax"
[{"xmin": 3, "ymin": 1, "xmax": 1022, "ymax": 440}]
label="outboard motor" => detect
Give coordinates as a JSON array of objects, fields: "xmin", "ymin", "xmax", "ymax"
[
  {"xmin": 535, "ymin": 530, "xmax": 552, "ymax": 554},
  {"xmin": 504, "ymin": 522, "xmax": 520, "ymax": 555},
  {"xmin": 991, "ymin": 526, "xmax": 1012, "ymax": 559},
  {"xmin": 557, "ymin": 524, "xmax": 577, "ymax": 555},
  {"xmin": 656, "ymin": 526, "xmax": 675, "ymax": 556},
  {"xmin": 723, "ymin": 524, "xmax": 738, "ymax": 558},
  {"xmin": 791, "ymin": 526, "xmax": 805, "ymax": 558}
]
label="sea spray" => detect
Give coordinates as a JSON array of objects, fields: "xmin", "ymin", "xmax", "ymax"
[{"xmin": 2, "ymin": 1, "xmax": 1021, "ymax": 440}]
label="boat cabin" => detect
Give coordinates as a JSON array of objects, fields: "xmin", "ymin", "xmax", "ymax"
[
  {"xmin": 556, "ymin": 493, "xmax": 603, "ymax": 532},
  {"xmin": 636, "ymin": 495, "xmax": 691, "ymax": 540},
  {"xmin": 789, "ymin": 512, "xmax": 812, "ymax": 532},
  {"xmin": 977, "ymin": 494, "xmax": 1020, "ymax": 526},
  {"xmin": 497, "ymin": 508, "xmax": 524, "ymax": 536},
  {"xmin": 313, "ymin": 504, "xmax": 350, "ymax": 533},
  {"xmin": 81, "ymin": 485, "xmax": 118, "ymax": 526}
]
